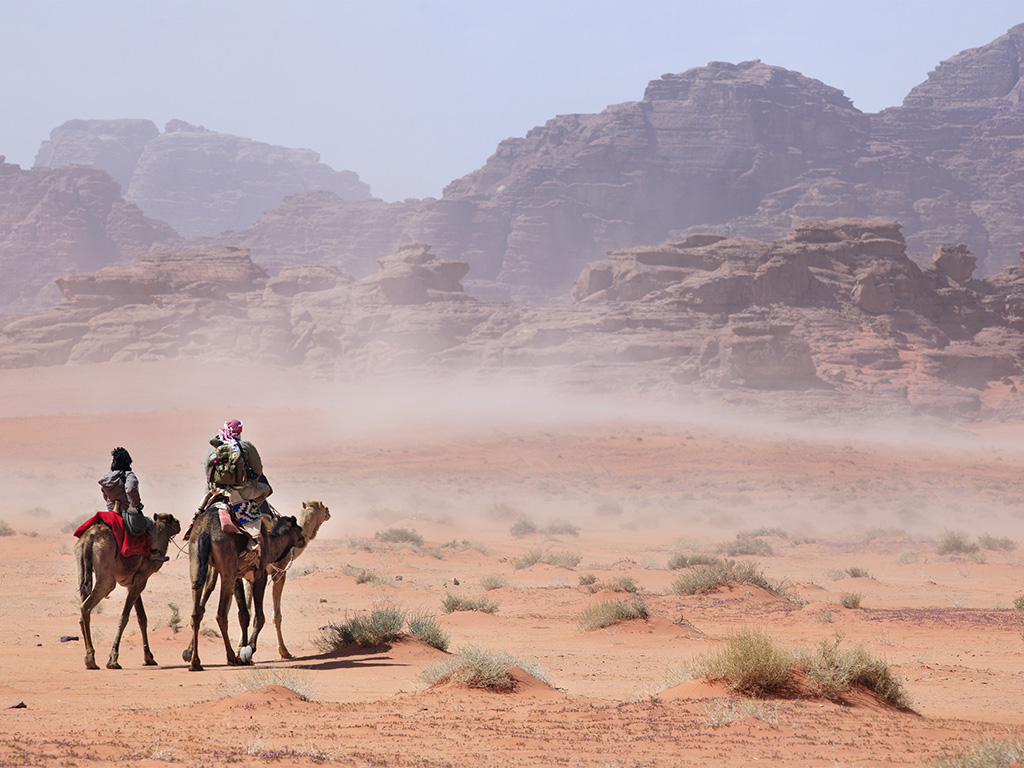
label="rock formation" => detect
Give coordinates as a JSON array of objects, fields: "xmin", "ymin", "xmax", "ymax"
[
  {"xmin": 35, "ymin": 119, "xmax": 371, "ymax": 237},
  {"xmin": 0, "ymin": 157, "xmax": 178, "ymax": 316},
  {"xmin": 5, "ymin": 218, "xmax": 1024, "ymax": 421}
]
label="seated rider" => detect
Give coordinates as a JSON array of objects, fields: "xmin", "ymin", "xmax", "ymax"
[
  {"xmin": 206, "ymin": 419, "xmax": 273, "ymax": 537},
  {"xmin": 98, "ymin": 447, "xmax": 168, "ymax": 562}
]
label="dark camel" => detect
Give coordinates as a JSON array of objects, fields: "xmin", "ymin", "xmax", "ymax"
[
  {"xmin": 75, "ymin": 513, "xmax": 181, "ymax": 670},
  {"xmin": 182, "ymin": 502, "xmax": 305, "ymax": 671},
  {"xmin": 237, "ymin": 499, "xmax": 331, "ymax": 658}
]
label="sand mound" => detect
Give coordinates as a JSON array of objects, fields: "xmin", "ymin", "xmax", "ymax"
[{"xmin": 187, "ymin": 684, "xmax": 318, "ymax": 714}]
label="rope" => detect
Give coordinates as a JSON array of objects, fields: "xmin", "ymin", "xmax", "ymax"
[{"xmin": 268, "ymin": 547, "xmax": 296, "ymax": 581}]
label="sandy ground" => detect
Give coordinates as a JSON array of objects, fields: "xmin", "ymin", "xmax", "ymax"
[{"xmin": 2, "ymin": 361, "xmax": 1024, "ymax": 767}]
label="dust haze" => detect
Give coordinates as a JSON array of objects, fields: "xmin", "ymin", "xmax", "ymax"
[{"xmin": 2, "ymin": 359, "xmax": 1022, "ymax": 555}]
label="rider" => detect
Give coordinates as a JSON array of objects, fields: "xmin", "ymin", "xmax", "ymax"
[
  {"xmin": 206, "ymin": 419, "xmax": 273, "ymax": 524},
  {"xmin": 98, "ymin": 447, "xmax": 168, "ymax": 562}
]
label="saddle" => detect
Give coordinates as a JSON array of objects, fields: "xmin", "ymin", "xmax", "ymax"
[{"xmin": 183, "ymin": 489, "xmax": 278, "ymax": 582}]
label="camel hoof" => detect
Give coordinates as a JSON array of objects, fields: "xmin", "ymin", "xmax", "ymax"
[
  {"xmin": 106, "ymin": 661, "xmax": 122, "ymax": 670},
  {"xmin": 279, "ymin": 650, "xmax": 294, "ymax": 660},
  {"xmin": 189, "ymin": 663, "xmax": 204, "ymax": 672},
  {"xmin": 144, "ymin": 658, "xmax": 158, "ymax": 667},
  {"xmin": 84, "ymin": 658, "xmax": 99, "ymax": 671}
]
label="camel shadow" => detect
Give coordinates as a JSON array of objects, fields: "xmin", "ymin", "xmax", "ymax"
[{"xmin": 288, "ymin": 645, "xmax": 411, "ymax": 672}]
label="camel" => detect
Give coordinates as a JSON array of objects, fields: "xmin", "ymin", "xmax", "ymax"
[
  {"xmin": 236, "ymin": 500, "xmax": 331, "ymax": 658},
  {"xmin": 182, "ymin": 501, "xmax": 306, "ymax": 671},
  {"xmin": 75, "ymin": 513, "xmax": 181, "ymax": 670}
]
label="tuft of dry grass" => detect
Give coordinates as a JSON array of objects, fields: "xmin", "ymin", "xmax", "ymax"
[
  {"xmin": 578, "ymin": 598, "xmax": 648, "ymax": 631},
  {"xmin": 441, "ymin": 594, "xmax": 499, "ymax": 614},
  {"xmin": 935, "ymin": 530, "xmax": 979, "ymax": 556},
  {"xmin": 932, "ymin": 738, "xmax": 1024, "ymax": 768},
  {"xmin": 420, "ymin": 645, "xmax": 551, "ymax": 690},
  {"xmin": 671, "ymin": 559, "xmax": 790, "ymax": 598},
  {"xmin": 315, "ymin": 604, "xmax": 407, "ymax": 650},
  {"xmin": 479, "ymin": 575, "xmax": 507, "ymax": 591},
  {"xmin": 512, "ymin": 548, "xmax": 582, "ymax": 570},
  {"xmin": 215, "ymin": 668, "xmax": 318, "ymax": 701},
  {"xmin": 839, "ymin": 592, "xmax": 863, "ymax": 609},
  {"xmin": 688, "ymin": 629, "xmax": 793, "ymax": 697},
  {"xmin": 667, "ymin": 552, "xmax": 722, "ymax": 570},
  {"xmin": 374, "ymin": 527, "xmax": 424, "ymax": 547},
  {"xmin": 799, "ymin": 634, "xmax": 911, "ymax": 709}
]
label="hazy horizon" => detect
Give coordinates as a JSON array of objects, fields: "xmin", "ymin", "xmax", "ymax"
[{"xmin": 4, "ymin": 0, "xmax": 1022, "ymax": 201}]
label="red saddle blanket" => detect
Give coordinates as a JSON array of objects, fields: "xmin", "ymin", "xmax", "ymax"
[{"xmin": 74, "ymin": 510, "xmax": 152, "ymax": 558}]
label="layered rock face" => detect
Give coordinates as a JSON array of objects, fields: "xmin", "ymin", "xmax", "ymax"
[
  {"xmin": 5, "ymin": 218, "xmax": 1024, "ymax": 420},
  {"xmin": 35, "ymin": 119, "xmax": 371, "ymax": 237},
  {"xmin": 0, "ymin": 158, "xmax": 177, "ymax": 316}
]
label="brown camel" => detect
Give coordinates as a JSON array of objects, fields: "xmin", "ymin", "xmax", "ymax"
[
  {"xmin": 237, "ymin": 500, "xmax": 331, "ymax": 658},
  {"xmin": 75, "ymin": 513, "xmax": 181, "ymax": 670},
  {"xmin": 182, "ymin": 502, "xmax": 306, "ymax": 671}
]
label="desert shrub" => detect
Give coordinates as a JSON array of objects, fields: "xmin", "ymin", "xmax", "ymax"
[
  {"xmin": 167, "ymin": 603, "xmax": 183, "ymax": 634},
  {"xmin": 1012, "ymin": 594, "xmax": 1024, "ymax": 611},
  {"xmin": 0, "ymin": 520, "xmax": 14, "ymax": 537},
  {"xmin": 667, "ymin": 552, "xmax": 723, "ymax": 570},
  {"xmin": 861, "ymin": 527, "xmax": 909, "ymax": 542},
  {"xmin": 442, "ymin": 539, "xmax": 489, "ymax": 555},
  {"xmin": 688, "ymin": 629, "xmax": 793, "ymax": 697},
  {"xmin": 510, "ymin": 519, "xmax": 538, "ymax": 538},
  {"xmin": 420, "ymin": 645, "xmax": 550, "ymax": 690},
  {"xmin": 799, "ymin": 634, "xmax": 911, "ymax": 708},
  {"xmin": 578, "ymin": 598, "xmax": 648, "ymax": 631},
  {"xmin": 977, "ymin": 533, "xmax": 1017, "ymax": 552},
  {"xmin": 845, "ymin": 567, "xmax": 871, "ymax": 579},
  {"xmin": 406, "ymin": 610, "xmax": 450, "ymax": 652},
  {"xmin": 512, "ymin": 548, "xmax": 581, "ymax": 570},
  {"xmin": 717, "ymin": 535, "xmax": 774, "ymax": 557},
  {"xmin": 595, "ymin": 500, "xmax": 623, "ymax": 517},
  {"xmin": 935, "ymin": 530, "xmax": 979, "ymax": 556},
  {"xmin": 479, "ymin": 575, "xmax": 507, "ymax": 591},
  {"xmin": 578, "ymin": 573, "xmax": 598, "ymax": 586},
  {"xmin": 61, "ymin": 516, "xmax": 91, "ymax": 534},
  {"xmin": 933, "ymin": 738, "xmax": 1024, "ymax": 768},
  {"xmin": 488, "ymin": 502, "xmax": 519, "ymax": 520},
  {"xmin": 584, "ymin": 575, "xmax": 639, "ymax": 594},
  {"xmin": 315, "ymin": 604, "xmax": 406, "ymax": 650},
  {"xmin": 441, "ymin": 594, "xmax": 499, "ymax": 614},
  {"xmin": 23, "ymin": 506, "xmax": 50, "ymax": 518},
  {"xmin": 542, "ymin": 521, "xmax": 580, "ymax": 537},
  {"xmin": 345, "ymin": 566, "xmax": 387, "ymax": 585},
  {"xmin": 815, "ymin": 607, "xmax": 834, "ymax": 624},
  {"xmin": 739, "ymin": 527, "xmax": 789, "ymax": 539},
  {"xmin": 826, "ymin": 569, "xmax": 846, "ymax": 581},
  {"xmin": 896, "ymin": 551, "xmax": 919, "ymax": 565},
  {"xmin": 839, "ymin": 592, "xmax": 863, "ymax": 609},
  {"xmin": 216, "ymin": 668, "xmax": 318, "ymax": 701},
  {"xmin": 374, "ymin": 527, "xmax": 424, "ymax": 547},
  {"xmin": 671, "ymin": 559, "xmax": 785, "ymax": 597}
]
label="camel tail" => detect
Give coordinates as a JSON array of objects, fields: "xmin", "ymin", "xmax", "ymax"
[
  {"xmin": 76, "ymin": 540, "xmax": 93, "ymax": 601},
  {"xmin": 192, "ymin": 530, "xmax": 212, "ymax": 591}
]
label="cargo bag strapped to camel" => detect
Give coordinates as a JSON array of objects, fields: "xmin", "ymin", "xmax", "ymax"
[{"xmin": 184, "ymin": 489, "xmax": 276, "ymax": 581}]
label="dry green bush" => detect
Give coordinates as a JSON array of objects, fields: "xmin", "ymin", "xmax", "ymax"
[
  {"xmin": 420, "ymin": 645, "xmax": 551, "ymax": 690},
  {"xmin": 510, "ymin": 519, "xmax": 538, "ymax": 537},
  {"xmin": 667, "ymin": 552, "xmax": 722, "ymax": 570},
  {"xmin": 717, "ymin": 535, "xmax": 774, "ymax": 557},
  {"xmin": 977, "ymin": 533, "xmax": 1017, "ymax": 552},
  {"xmin": 542, "ymin": 522, "xmax": 580, "ymax": 537},
  {"xmin": 688, "ymin": 629, "xmax": 793, "ymax": 696},
  {"xmin": 800, "ymin": 634, "xmax": 911, "ymax": 708},
  {"xmin": 671, "ymin": 559, "xmax": 788, "ymax": 597},
  {"xmin": 441, "ymin": 539, "xmax": 489, "ymax": 555},
  {"xmin": 594, "ymin": 501, "xmax": 623, "ymax": 517},
  {"xmin": 441, "ymin": 594, "xmax": 499, "ymax": 614},
  {"xmin": 1012, "ymin": 594, "xmax": 1024, "ymax": 611},
  {"xmin": 315, "ymin": 604, "xmax": 407, "ymax": 650},
  {"xmin": 839, "ymin": 592, "xmax": 863, "ymax": 609},
  {"xmin": 479, "ymin": 575, "xmax": 507, "ymax": 591},
  {"xmin": 0, "ymin": 520, "xmax": 14, "ymax": 537},
  {"xmin": 578, "ymin": 573, "xmax": 598, "ymax": 586},
  {"xmin": 344, "ymin": 566, "xmax": 388, "ymax": 585},
  {"xmin": 374, "ymin": 527, "xmax": 424, "ymax": 547},
  {"xmin": 578, "ymin": 598, "xmax": 648, "ymax": 631},
  {"xmin": 936, "ymin": 530, "xmax": 980, "ymax": 556},
  {"xmin": 512, "ymin": 548, "xmax": 581, "ymax": 570},
  {"xmin": 583, "ymin": 575, "xmax": 640, "ymax": 594},
  {"xmin": 845, "ymin": 566, "xmax": 871, "ymax": 578},
  {"xmin": 406, "ymin": 610, "xmax": 449, "ymax": 651},
  {"xmin": 933, "ymin": 738, "xmax": 1024, "ymax": 768}
]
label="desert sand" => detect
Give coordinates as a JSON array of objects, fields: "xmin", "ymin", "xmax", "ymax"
[{"xmin": 2, "ymin": 361, "xmax": 1023, "ymax": 766}]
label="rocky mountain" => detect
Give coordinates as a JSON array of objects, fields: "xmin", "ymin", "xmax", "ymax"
[
  {"xmin": 0, "ymin": 157, "xmax": 178, "ymax": 316},
  {"xmin": 34, "ymin": 119, "xmax": 371, "ymax": 237},
  {"xmin": 185, "ymin": 23, "xmax": 1024, "ymax": 302},
  {"xmin": 4, "ymin": 219, "xmax": 1024, "ymax": 421}
]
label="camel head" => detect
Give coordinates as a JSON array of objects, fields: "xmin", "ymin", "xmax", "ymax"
[
  {"xmin": 269, "ymin": 514, "xmax": 306, "ymax": 551},
  {"xmin": 154, "ymin": 513, "xmax": 182, "ymax": 537},
  {"xmin": 298, "ymin": 500, "xmax": 331, "ymax": 543}
]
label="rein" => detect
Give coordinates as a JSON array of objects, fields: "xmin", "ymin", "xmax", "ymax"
[{"xmin": 268, "ymin": 547, "xmax": 296, "ymax": 580}]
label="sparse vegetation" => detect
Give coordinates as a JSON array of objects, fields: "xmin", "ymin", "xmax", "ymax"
[
  {"xmin": 933, "ymin": 738, "xmax": 1024, "ymax": 768},
  {"xmin": 0, "ymin": 520, "xmax": 15, "ymax": 537},
  {"xmin": 936, "ymin": 530, "xmax": 980, "ymax": 556},
  {"xmin": 671, "ymin": 558, "xmax": 789, "ymax": 598},
  {"xmin": 60, "ymin": 515, "xmax": 91, "ymax": 534},
  {"xmin": 578, "ymin": 597, "xmax": 648, "ymax": 631},
  {"xmin": 578, "ymin": 573, "xmax": 598, "ymax": 586},
  {"xmin": 542, "ymin": 521, "xmax": 580, "ymax": 537},
  {"xmin": 442, "ymin": 539, "xmax": 490, "ymax": 555},
  {"xmin": 977, "ymin": 533, "xmax": 1017, "ymax": 552},
  {"xmin": 688, "ymin": 629, "xmax": 793, "ymax": 696},
  {"xmin": 594, "ymin": 501, "xmax": 623, "ymax": 517},
  {"xmin": 717, "ymin": 534, "xmax": 774, "ymax": 557},
  {"xmin": 702, "ymin": 698, "xmax": 781, "ymax": 728},
  {"xmin": 420, "ymin": 645, "xmax": 551, "ymax": 691},
  {"xmin": 315, "ymin": 604, "xmax": 407, "ymax": 650},
  {"xmin": 374, "ymin": 527, "xmax": 424, "ymax": 547},
  {"xmin": 345, "ymin": 566, "xmax": 388, "ymax": 585},
  {"xmin": 216, "ymin": 668, "xmax": 318, "ymax": 701},
  {"xmin": 167, "ymin": 603, "xmax": 182, "ymax": 634},
  {"xmin": 406, "ymin": 609, "xmax": 450, "ymax": 651},
  {"xmin": 1012, "ymin": 594, "xmax": 1024, "ymax": 611},
  {"xmin": 511, "ymin": 548, "xmax": 582, "ymax": 570},
  {"xmin": 582, "ymin": 575, "xmax": 640, "ymax": 594},
  {"xmin": 667, "ymin": 552, "xmax": 722, "ymax": 570},
  {"xmin": 479, "ymin": 575, "xmax": 507, "ymax": 591},
  {"xmin": 441, "ymin": 594, "xmax": 499, "ymax": 614},
  {"xmin": 845, "ymin": 567, "xmax": 871, "ymax": 579},
  {"xmin": 839, "ymin": 592, "xmax": 863, "ymax": 609},
  {"xmin": 800, "ymin": 634, "xmax": 912, "ymax": 708},
  {"xmin": 510, "ymin": 519, "xmax": 538, "ymax": 537},
  {"xmin": 487, "ymin": 502, "xmax": 519, "ymax": 520}
]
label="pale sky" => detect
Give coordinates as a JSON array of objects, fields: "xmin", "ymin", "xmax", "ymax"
[{"xmin": 3, "ymin": 0, "xmax": 1022, "ymax": 202}]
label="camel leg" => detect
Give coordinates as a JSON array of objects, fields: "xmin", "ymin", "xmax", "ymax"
[
  {"xmin": 79, "ymin": 575, "xmax": 116, "ymax": 671},
  {"xmin": 108, "ymin": 582, "xmax": 146, "ymax": 669},
  {"xmin": 270, "ymin": 574, "xmax": 292, "ymax": 659},
  {"xmin": 233, "ymin": 579, "xmax": 251, "ymax": 651},
  {"xmin": 247, "ymin": 575, "xmax": 268, "ymax": 657},
  {"xmin": 184, "ymin": 573, "xmax": 218, "ymax": 667},
  {"xmin": 135, "ymin": 595, "xmax": 158, "ymax": 666},
  {"xmin": 216, "ymin": 577, "xmax": 242, "ymax": 666}
]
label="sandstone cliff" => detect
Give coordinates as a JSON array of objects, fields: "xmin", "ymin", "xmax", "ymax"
[
  {"xmin": 5, "ymin": 219, "xmax": 1024, "ymax": 421},
  {"xmin": 35, "ymin": 119, "xmax": 371, "ymax": 237}
]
